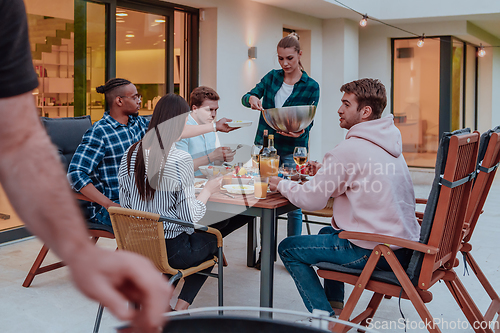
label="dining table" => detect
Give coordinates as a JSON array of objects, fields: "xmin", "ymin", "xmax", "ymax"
[{"xmin": 205, "ymin": 190, "xmax": 297, "ymax": 318}]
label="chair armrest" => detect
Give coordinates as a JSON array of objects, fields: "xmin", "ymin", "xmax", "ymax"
[
  {"xmin": 416, "ymin": 198, "xmax": 428, "ymax": 204},
  {"xmin": 158, "ymin": 216, "xmax": 223, "ymax": 247},
  {"xmin": 159, "ymin": 216, "xmax": 196, "ymax": 229},
  {"xmin": 338, "ymin": 231, "xmax": 438, "ymax": 254},
  {"xmin": 205, "ymin": 227, "xmax": 223, "ymax": 247}
]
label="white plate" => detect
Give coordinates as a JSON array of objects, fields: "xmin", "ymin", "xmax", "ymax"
[
  {"xmin": 223, "ymin": 184, "xmax": 255, "ymax": 195},
  {"xmin": 226, "ymin": 120, "xmax": 253, "ymax": 128},
  {"xmin": 194, "ymin": 178, "xmax": 207, "ymax": 193}
]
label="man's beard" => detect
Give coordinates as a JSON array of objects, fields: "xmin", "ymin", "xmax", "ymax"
[{"xmin": 132, "ymin": 111, "xmax": 139, "ymax": 117}]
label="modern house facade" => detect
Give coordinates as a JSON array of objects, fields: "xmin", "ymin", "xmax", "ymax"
[{"xmin": 0, "ymin": 0, "xmax": 498, "ymax": 239}]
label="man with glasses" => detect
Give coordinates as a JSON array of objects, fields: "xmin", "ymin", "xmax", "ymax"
[{"xmin": 68, "ymin": 78, "xmax": 148, "ymax": 226}]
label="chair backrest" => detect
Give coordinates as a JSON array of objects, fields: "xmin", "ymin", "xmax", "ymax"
[
  {"xmin": 462, "ymin": 126, "xmax": 500, "ymax": 243},
  {"xmin": 406, "ymin": 129, "xmax": 479, "ymax": 289},
  {"xmin": 108, "ymin": 206, "xmax": 177, "ymax": 275},
  {"xmin": 41, "ymin": 116, "xmax": 92, "ymax": 171}
]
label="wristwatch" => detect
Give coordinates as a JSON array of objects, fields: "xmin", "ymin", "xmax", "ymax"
[{"xmin": 213, "ymin": 122, "xmax": 217, "ymax": 132}]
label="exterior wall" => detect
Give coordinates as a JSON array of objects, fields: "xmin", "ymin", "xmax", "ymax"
[
  {"xmin": 182, "ymin": 0, "xmax": 500, "ymax": 161},
  {"xmin": 321, "ymin": 18, "xmax": 359, "ymax": 154},
  {"xmin": 183, "ymin": 0, "xmax": 326, "ymax": 160}
]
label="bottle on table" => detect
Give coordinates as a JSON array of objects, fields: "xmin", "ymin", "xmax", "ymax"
[{"xmin": 259, "ymin": 131, "xmax": 279, "ymax": 178}]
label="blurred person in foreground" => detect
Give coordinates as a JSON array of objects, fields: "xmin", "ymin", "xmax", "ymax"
[{"xmin": 0, "ymin": 1, "xmax": 172, "ymax": 332}]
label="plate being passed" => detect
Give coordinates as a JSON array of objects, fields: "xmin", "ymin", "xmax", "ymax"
[
  {"xmin": 223, "ymin": 184, "xmax": 254, "ymax": 195},
  {"xmin": 226, "ymin": 120, "xmax": 253, "ymax": 128}
]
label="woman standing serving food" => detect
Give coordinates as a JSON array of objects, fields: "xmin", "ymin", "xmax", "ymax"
[{"xmin": 241, "ymin": 33, "xmax": 320, "ymax": 237}]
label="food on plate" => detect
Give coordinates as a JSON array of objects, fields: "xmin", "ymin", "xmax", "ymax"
[
  {"xmin": 223, "ymin": 184, "xmax": 254, "ymax": 195},
  {"xmin": 236, "ymin": 167, "xmax": 247, "ymax": 176},
  {"xmin": 194, "ymin": 180, "xmax": 205, "ymax": 188}
]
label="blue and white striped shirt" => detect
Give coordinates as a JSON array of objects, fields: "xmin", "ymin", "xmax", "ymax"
[
  {"xmin": 68, "ymin": 111, "xmax": 149, "ymax": 219},
  {"xmin": 118, "ymin": 144, "xmax": 206, "ymax": 239}
]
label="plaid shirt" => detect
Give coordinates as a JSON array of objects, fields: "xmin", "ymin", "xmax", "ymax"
[
  {"xmin": 242, "ymin": 69, "xmax": 319, "ymax": 156},
  {"xmin": 68, "ymin": 112, "xmax": 149, "ymax": 219}
]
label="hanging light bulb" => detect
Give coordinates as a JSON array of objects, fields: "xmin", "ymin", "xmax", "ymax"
[
  {"xmin": 359, "ymin": 14, "xmax": 368, "ymax": 27},
  {"xmin": 417, "ymin": 34, "xmax": 425, "ymax": 48},
  {"xmin": 478, "ymin": 44, "xmax": 486, "ymax": 57}
]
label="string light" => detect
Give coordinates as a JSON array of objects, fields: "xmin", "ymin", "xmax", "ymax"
[
  {"xmin": 329, "ymin": 0, "xmax": 498, "ymax": 57},
  {"xmin": 478, "ymin": 44, "xmax": 486, "ymax": 57},
  {"xmin": 359, "ymin": 14, "xmax": 368, "ymax": 27},
  {"xmin": 417, "ymin": 34, "xmax": 425, "ymax": 48}
]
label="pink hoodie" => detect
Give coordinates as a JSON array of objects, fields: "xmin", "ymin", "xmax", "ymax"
[{"xmin": 277, "ymin": 115, "xmax": 420, "ymax": 249}]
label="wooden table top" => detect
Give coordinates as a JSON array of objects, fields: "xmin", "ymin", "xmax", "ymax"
[{"xmin": 208, "ymin": 190, "xmax": 292, "ymax": 209}]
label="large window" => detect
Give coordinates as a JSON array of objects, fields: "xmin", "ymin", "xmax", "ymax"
[
  {"xmin": 25, "ymin": 0, "xmax": 76, "ymax": 119},
  {"xmin": 24, "ymin": 0, "xmax": 198, "ymax": 120},
  {"xmin": 392, "ymin": 37, "xmax": 478, "ymax": 168}
]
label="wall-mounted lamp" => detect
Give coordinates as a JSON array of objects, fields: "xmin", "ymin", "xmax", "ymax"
[{"xmin": 248, "ymin": 46, "xmax": 257, "ymax": 59}]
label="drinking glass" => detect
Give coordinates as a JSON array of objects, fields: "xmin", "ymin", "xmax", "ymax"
[
  {"xmin": 254, "ymin": 176, "xmax": 269, "ymax": 199},
  {"xmin": 293, "ymin": 147, "xmax": 308, "ymax": 173}
]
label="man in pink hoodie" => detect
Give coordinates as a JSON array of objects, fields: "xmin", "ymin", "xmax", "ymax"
[{"xmin": 269, "ymin": 78, "xmax": 420, "ymax": 317}]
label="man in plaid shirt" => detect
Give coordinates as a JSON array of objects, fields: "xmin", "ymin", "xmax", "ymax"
[{"xmin": 68, "ymin": 78, "xmax": 148, "ymax": 226}]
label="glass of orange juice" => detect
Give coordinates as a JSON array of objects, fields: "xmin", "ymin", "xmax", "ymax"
[
  {"xmin": 259, "ymin": 156, "xmax": 280, "ymax": 178},
  {"xmin": 254, "ymin": 176, "xmax": 269, "ymax": 199}
]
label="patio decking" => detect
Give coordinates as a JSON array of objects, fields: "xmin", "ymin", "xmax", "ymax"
[{"xmin": 0, "ymin": 178, "xmax": 498, "ymax": 332}]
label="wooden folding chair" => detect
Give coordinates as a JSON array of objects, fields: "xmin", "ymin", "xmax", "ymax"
[
  {"xmin": 315, "ymin": 129, "xmax": 479, "ymax": 333},
  {"xmin": 442, "ymin": 126, "xmax": 500, "ymax": 333},
  {"xmin": 22, "ymin": 116, "xmax": 115, "ymax": 288},
  {"xmin": 93, "ymin": 207, "xmax": 224, "ymax": 333}
]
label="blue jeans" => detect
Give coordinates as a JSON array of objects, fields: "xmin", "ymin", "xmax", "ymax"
[
  {"xmin": 280, "ymin": 154, "xmax": 302, "ymax": 236},
  {"xmin": 278, "ymin": 227, "xmax": 412, "ymax": 315},
  {"xmin": 88, "ymin": 202, "xmax": 118, "ymax": 227}
]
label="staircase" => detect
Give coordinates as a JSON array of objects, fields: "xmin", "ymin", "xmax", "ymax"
[{"xmin": 28, "ymin": 15, "xmax": 74, "ymax": 60}]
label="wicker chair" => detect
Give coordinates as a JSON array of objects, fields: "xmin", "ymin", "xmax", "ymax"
[{"xmin": 93, "ymin": 206, "xmax": 224, "ymax": 333}]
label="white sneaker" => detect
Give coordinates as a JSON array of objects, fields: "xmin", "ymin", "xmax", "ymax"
[
  {"xmin": 295, "ymin": 317, "xmax": 314, "ymax": 326},
  {"xmin": 295, "ymin": 310, "xmax": 333, "ymax": 330}
]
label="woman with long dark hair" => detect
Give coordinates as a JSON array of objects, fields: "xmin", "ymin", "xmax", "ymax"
[{"xmin": 118, "ymin": 93, "xmax": 222, "ymax": 311}]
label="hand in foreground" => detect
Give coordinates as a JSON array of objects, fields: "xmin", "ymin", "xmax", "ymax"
[
  {"xmin": 68, "ymin": 246, "xmax": 173, "ymax": 333},
  {"xmin": 276, "ymin": 129, "xmax": 305, "ymax": 138},
  {"xmin": 204, "ymin": 175, "xmax": 223, "ymax": 195},
  {"xmin": 268, "ymin": 176, "xmax": 283, "ymax": 192},
  {"xmin": 248, "ymin": 96, "xmax": 264, "ymax": 111},
  {"xmin": 215, "ymin": 118, "xmax": 238, "ymax": 133},
  {"xmin": 305, "ymin": 161, "xmax": 322, "ymax": 176}
]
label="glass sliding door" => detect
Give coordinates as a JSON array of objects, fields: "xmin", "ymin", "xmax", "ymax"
[
  {"xmin": 115, "ymin": 7, "xmax": 168, "ymax": 116},
  {"xmin": 451, "ymin": 39, "xmax": 464, "ymax": 131},
  {"xmin": 464, "ymin": 44, "xmax": 477, "ymax": 129},
  {"xmin": 393, "ymin": 38, "xmax": 441, "ymax": 168},
  {"xmin": 25, "ymin": 0, "xmax": 75, "ymax": 119},
  {"xmin": 392, "ymin": 37, "xmax": 478, "ymax": 168},
  {"xmin": 86, "ymin": 2, "xmax": 107, "ymax": 122}
]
